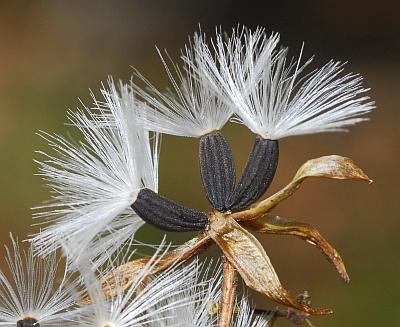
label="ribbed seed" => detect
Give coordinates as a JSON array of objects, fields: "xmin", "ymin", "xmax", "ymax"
[
  {"xmin": 199, "ymin": 131, "xmax": 235, "ymax": 211},
  {"xmin": 131, "ymin": 188, "xmax": 208, "ymax": 232},
  {"xmin": 228, "ymin": 137, "xmax": 279, "ymax": 211}
]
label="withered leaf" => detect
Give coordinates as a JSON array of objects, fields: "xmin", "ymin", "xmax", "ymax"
[
  {"xmin": 244, "ymin": 214, "xmax": 349, "ymax": 282},
  {"xmin": 79, "ymin": 233, "xmax": 211, "ymax": 304},
  {"xmin": 208, "ymin": 215, "xmax": 332, "ymax": 316},
  {"xmin": 232, "ymin": 155, "xmax": 371, "ymax": 221}
]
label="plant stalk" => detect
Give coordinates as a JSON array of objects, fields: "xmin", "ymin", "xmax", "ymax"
[{"xmin": 219, "ymin": 256, "xmax": 237, "ymax": 327}]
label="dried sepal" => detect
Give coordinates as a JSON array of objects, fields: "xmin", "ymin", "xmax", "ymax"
[
  {"xmin": 80, "ymin": 233, "xmax": 212, "ymax": 303},
  {"xmin": 207, "ymin": 214, "xmax": 331, "ymax": 316},
  {"xmin": 293, "ymin": 155, "xmax": 372, "ymax": 182},
  {"xmin": 244, "ymin": 214, "xmax": 349, "ymax": 282},
  {"xmin": 231, "ymin": 155, "xmax": 371, "ymax": 221}
]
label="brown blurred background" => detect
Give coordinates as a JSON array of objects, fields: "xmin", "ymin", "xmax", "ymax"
[{"xmin": 0, "ymin": 1, "xmax": 399, "ymax": 326}]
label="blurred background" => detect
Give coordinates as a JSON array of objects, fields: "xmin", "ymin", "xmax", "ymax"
[{"xmin": 0, "ymin": 1, "xmax": 398, "ymax": 326}]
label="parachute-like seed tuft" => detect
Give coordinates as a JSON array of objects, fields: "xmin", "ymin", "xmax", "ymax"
[
  {"xmin": 149, "ymin": 261, "xmax": 274, "ymax": 327},
  {"xmin": 195, "ymin": 26, "xmax": 375, "ymax": 140},
  {"xmin": 132, "ymin": 34, "xmax": 233, "ymax": 138},
  {"xmin": 149, "ymin": 260, "xmax": 222, "ymax": 327},
  {"xmin": 233, "ymin": 297, "xmax": 274, "ymax": 327},
  {"xmin": 0, "ymin": 235, "xmax": 80, "ymax": 326},
  {"xmin": 64, "ymin": 238, "xmax": 202, "ymax": 327},
  {"xmin": 31, "ymin": 78, "xmax": 160, "ymax": 263}
]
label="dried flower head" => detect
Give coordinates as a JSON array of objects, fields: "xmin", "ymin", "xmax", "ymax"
[
  {"xmin": 30, "ymin": 25, "xmax": 375, "ymax": 326},
  {"xmin": 92, "ymin": 26, "xmax": 374, "ymax": 321}
]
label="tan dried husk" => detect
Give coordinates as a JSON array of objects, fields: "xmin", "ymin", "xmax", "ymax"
[{"xmin": 208, "ymin": 213, "xmax": 331, "ymax": 315}]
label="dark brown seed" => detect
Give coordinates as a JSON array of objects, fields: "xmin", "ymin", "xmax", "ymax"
[
  {"xmin": 228, "ymin": 137, "xmax": 279, "ymax": 211},
  {"xmin": 131, "ymin": 188, "xmax": 208, "ymax": 232},
  {"xmin": 17, "ymin": 319, "xmax": 40, "ymax": 327},
  {"xmin": 199, "ymin": 131, "xmax": 236, "ymax": 211}
]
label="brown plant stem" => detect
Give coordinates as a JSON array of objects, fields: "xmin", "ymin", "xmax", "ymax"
[{"xmin": 219, "ymin": 256, "xmax": 237, "ymax": 327}]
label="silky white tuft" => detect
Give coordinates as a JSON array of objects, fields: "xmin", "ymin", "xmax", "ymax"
[
  {"xmin": 195, "ymin": 26, "xmax": 375, "ymax": 140},
  {"xmin": 132, "ymin": 36, "xmax": 233, "ymax": 138},
  {"xmin": 31, "ymin": 78, "xmax": 160, "ymax": 263},
  {"xmin": 233, "ymin": 298, "xmax": 274, "ymax": 327},
  {"xmin": 0, "ymin": 235, "xmax": 80, "ymax": 326},
  {"xmin": 65, "ymin": 239, "xmax": 201, "ymax": 327},
  {"xmin": 150, "ymin": 260, "xmax": 273, "ymax": 327},
  {"xmin": 150, "ymin": 260, "xmax": 222, "ymax": 327}
]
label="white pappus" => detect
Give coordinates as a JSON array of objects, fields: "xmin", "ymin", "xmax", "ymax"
[
  {"xmin": 131, "ymin": 35, "xmax": 233, "ymax": 138},
  {"xmin": 31, "ymin": 78, "xmax": 160, "ymax": 266},
  {"xmin": 150, "ymin": 261, "xmax": 274, "ymax": 327},
  {"xmin": 194, "ymin": 26, "xmax": 375, "ymax": 140},
  {"xmin": 233, "ymin": 298, "xmax": 274, "ymax": 327},
  {"xmin": 150, "ymin": 260, "xmax": 222, "ymax": 327},
  {"xmin": 64, "ymin": 239, "xmax": 202, "ymax": 327},
  {"xmin": 0, "ymin": 235, "xmax": 80, "ymax": 326}
]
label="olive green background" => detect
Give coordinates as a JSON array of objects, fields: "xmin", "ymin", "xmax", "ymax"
[{"xmin": 0, "ymin": 1, "xmax": 399, "ymax": 326}]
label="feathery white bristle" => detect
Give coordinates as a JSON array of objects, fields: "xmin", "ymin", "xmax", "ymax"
[
  {"xmin": 150, "ymin": 260, "xmax": 222, "ymax": 327},
  {"xmin": 66, "ymin": 239, "xmax": 201, "ymax": 327},
  {"xmin": 149, "ymin": 260, "xmax": 273, "ymax": 327},
  {"xmin": 83, "ymin": 211, "xmax": 147, "ymax": 270},
  {"xmin": 132, "ymin": 36, "xmax": 233, "ymax": 138},
  {"xmin": 195, "ymin": 26, "xmax": 375, "ymax": 140},
  {"xmin": 234, "ymin": 298, "xmax": 274, "ymax": 327},
  {"xmin": 192, "ymin": 26, "xmax": 279, "ymax": 105},
  {"xmin": 0, "ymin": 235, "xmax": 80, "ymax": 326},
  {"xmin": 31, "ymin": 78, "xmax": 160, "ymax": 262}
]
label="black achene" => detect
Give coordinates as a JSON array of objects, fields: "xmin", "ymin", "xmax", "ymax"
[
  {"xmin": 200, "ymin": 133, "xmax": 278, "ymax": 212},
  {"xmin": 227, "ymin": 137, "xmax": 278, "ymax": 211},
  {"xmin": 131, "ymin": 132, "xmax": 279, "ymax": 232},
  {"xmin": 131, "ymin": 189, "xmax": 208, "ymax": 232},
  {"xmin": 17, "ymin": 319, "xmax": 39, "ymax": 327},
  {"xmin": 199, "ymin": 131, "xmax": 236, "ymax": 211}
]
